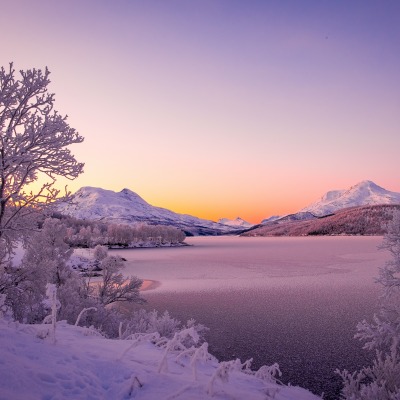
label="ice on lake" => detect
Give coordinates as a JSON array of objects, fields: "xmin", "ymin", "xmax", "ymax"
[
  {"xmin": 111, "ymin": 236, "xmax": 388, "ymax": 399},
  {"xmin": 113, "ymin": 236, "xmax": 388, "ymax": 292}
]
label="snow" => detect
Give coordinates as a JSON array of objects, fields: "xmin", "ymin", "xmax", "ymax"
[
  {"xmin": 217, "ymin": 217, "xmax": 254, "ymax": 228},
  {"xmin": 57, "ymin": 187, "xmax": 238, "ymax": 236},
  {"xmin": 10, "ymin": 242, "xmax": 24, "ymax": 267},
  {"xmin": 300, "ymin": 180, "xmax": 400, "ymax": 216},
  {"xmin": 260, "ymin": 215, "xmax": 281, "ymax": 224},
  {"xmin": 0, "ymin": 319, "xmax": 320, "ymax": 400}
]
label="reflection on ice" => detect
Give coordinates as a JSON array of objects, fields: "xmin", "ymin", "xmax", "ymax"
[{"xmin": 112, "ymin": 236, "xmax": 387, "ymax": 292}]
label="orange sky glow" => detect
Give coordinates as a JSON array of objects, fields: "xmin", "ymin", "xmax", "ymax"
[{"xmin": 3, "ymin": 1, "xmax": 400, "ymax": 224}]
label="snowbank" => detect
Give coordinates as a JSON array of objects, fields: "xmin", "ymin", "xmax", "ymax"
[{"xmin": 0, "ymin": 320, "xmax": 320, "ymax": 400}]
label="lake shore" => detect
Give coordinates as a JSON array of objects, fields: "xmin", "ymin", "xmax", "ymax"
[
  {"xmin": 114, "ymin": 235, "xmax": 387, "ymax": 399},
  {"xmin": 140, "ymin": 279, "xmax": 161, "ymax": 291}
]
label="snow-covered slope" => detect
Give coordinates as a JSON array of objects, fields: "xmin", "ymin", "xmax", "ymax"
[
  {"xmin": 300, "ymin": 180, "xmax": 400, "ymax": 216},
  {"xmin": 0, "ymin": 320, "xmax": 320, "ymax": 400},
  {"xmin": 261, "ymin": 215, "xmax": 281, "ymax": 224},
  {"xmin": 57, "ymin": 187, "xmax": 235, "ymax": 236},
  {"xmin": 218, "ymin": 217, "xmax": 254, "ymax": 229}
]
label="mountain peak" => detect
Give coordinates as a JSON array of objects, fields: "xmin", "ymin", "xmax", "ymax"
[
  {"xmin": 351, "ymin": 180, "xmax": 384, "ymax": 190},
  {"xmin": 300, "ymin": 181, "xmax": 400, "ymax": 216},
  {"xmin": 217, "ymin": 217, "xmax": 254, "ymax": 228}
]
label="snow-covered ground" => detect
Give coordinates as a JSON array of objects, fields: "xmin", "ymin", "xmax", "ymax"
[{"xmin": 0, "ymin": 319, "xmax": 319, "ymax": 400}]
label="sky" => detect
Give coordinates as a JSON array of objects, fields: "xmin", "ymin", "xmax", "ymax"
[{"xmin": 1, "ymin": 0, "xmax": 400, "ymax": 223}]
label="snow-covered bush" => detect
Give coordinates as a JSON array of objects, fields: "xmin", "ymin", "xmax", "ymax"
[
  {"xmin": 4, "ymin": 218, "xmax": 76, "ymax": 323},
  {"xmin": 122, "ymin": 310, "xmax": 181, "ymax": 338},
  {"xmin": 255, "ymin": 363, "xmax": 283, "ymax": 383},
  {"xmin": 93, "ymin": 245, "xmax": 108, "ymax": 261},
  {"xmin": 207, "ymin": 359, "xmax": 282, "ymax": 396},
  {"xmin": 337, "ymin": 211, "xmax": 400, "ymax": 399},
  {"xmin": 207, "ymin": 361, "xmax": 235, "ymax": 396},
  {"xmin": 158, "ymin": 327, "xmax": 200, "ymax": 373},
  {"xmin": 97, "ymin": 255, "xmax": 144, "ymax": 306},
  {"xmin": 119, "ymin": 309, "xmax": 208, "ymax": 344}
]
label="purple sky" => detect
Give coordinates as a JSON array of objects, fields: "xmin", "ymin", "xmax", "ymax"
[{"xmin": 2, "ymin": 1, "xmax": 400, "ymax": 222}]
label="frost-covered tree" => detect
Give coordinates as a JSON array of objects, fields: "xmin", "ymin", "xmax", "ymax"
[
  {"xmin": 0, "ymin": 63, "xmax": 84, "ymax": 264},
  {"xmin": 337, "ymin": 211, "xmax": 400, "ymax": 399},
  {"xmin": 23, "ymin": 218, "xmax": 73, "ymax": 286},
  {"xmin": 93, "ymin": 244, "xmax": 108, "ymax": 262},
  {"xmin": 97, "ymin": 255, "xmax": 144, "ymax": 306}
]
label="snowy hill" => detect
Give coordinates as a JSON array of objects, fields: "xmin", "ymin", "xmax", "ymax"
[
  {"xmin": 218, "ymin": 217, "xmax": 254, "ymax": 229},
  {"xmin": 261, "ymin": 215, "xmax": 281, "ymax": 224},
  {"xmin": 243, "ymin": 204, "xmax": 400, "ymax": 237},
  {"xmin": 57, "ymin": 187, "xmax": 236, "ymax": 236},
  {"xmin": 0, "ymin": 320, "xmax": 320, "ymax": 400},
  {"xmin": 299, "ymin": 180, "xmax": 400, "ymax": 216}
]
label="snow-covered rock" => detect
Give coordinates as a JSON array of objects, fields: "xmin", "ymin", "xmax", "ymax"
[
  {"xmin": 300, "ymin": 180, "xmax": 400, "ymax": 216},
  {"xmin": 261, "ymin": 215, "xmax": 281, "ymax": 224},
  {"xmin": 57, "ymin": 187, "xmax": 237, "ymax": 236},
  {"xmin": 218, "ymin": 217, "xmax": 254, "ymax": 229},
  {"xmin": 0, "ymin": 320, "xmax": 320, "ymax": 400},
  {"xmin": 271, "ymin": 212, "xmax": 317, "ymax": 224}
]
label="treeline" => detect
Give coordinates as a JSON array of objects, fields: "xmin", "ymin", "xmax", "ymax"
[
  {"xmin": 243, "ymin": 204, "xmax": 400, "ymax": 237},
  {"xmin": 51, "ymin": 214, "xmax": 186, "ymax": 247}
]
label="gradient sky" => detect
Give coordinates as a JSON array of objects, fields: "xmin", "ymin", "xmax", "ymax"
[{"xmin": 1, "ymin": 0, "xmax": 400, "ymax": 223}]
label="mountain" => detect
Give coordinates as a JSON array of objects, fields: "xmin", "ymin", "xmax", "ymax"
[
  {"xmin": 243, "ymin": 204, "xmax": 400, "ymax": 237},
  {"xmin": 57, "ymin": 187, "xmax": 236, "ymax": 236},
  {"xmin": 261, "ymin": 215, "xmax": 281, "ymax": 224},
  {"xmin": 299, "ymin": 180, "xmax": 400, "ymax": 216},
  {"xmin": 218, "ymin": 217, "xmax": 254, "ymax": 228},
  {"xmin": 269, "ymin": 212, "xmax": 317, "ymax": 224}
]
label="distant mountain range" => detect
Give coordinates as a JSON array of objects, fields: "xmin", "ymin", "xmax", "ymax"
[
  {"xmin": 57, "ymin": 187, "xmax": 243, "ymax": 236},
  {"xmin": 217, "ymin": 217, "xmax": 254, "ymax": 229},
  {"xmin": 57, "ymin": 181, "xmax": 400, "ymax": 236},
  {"xmin": 243, "ymin": 204, "xmax": 400, "ymax": 237}
]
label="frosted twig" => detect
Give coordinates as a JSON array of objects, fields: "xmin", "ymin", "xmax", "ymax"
[
  {"xmin": 118, "ymin": 332, "xmax": 160, "ymax": 361},
  {"xmin": 74, "ymin": 307, "xmax": 97, "ymax": 326}
]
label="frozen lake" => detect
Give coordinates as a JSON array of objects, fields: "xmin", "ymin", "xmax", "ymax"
[{"xmin": 112, "ymin": 236, "xmax": 388, "ymax": 399}]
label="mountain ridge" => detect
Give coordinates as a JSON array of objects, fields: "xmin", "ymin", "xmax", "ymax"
[
  {"xmin": 217, "ymin": 217, "xmax": 254, "ymax": 228},
  {"xmin": 299, "ymin": 180, "xmax": 400, "ymax": 217},
  {"xmin": 260, "ymin": 180, "xmax": 400, "ymax": 225},
  {"xmin": 57, "ymin": 187, "xmax": 239, "ymax": 236},
  {"xmin": 58, "ymin": 181, "xmax": 400, "ymax": 235}
]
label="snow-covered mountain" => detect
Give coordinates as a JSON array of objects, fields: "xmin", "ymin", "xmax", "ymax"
[
  {"xmin": 218, "ymin": 217, "xmax": 254, "ymax": 229},
  {"xmin": 300, "ymin": 180, "xmax": 400, "ymax": 216},
  {"xmin": 261, "ymin": 215, "xmax": 281, "ymax": 224},
  {"xmin": 57, "ymin": 187, "xmax": 236, "ymax": 236}
]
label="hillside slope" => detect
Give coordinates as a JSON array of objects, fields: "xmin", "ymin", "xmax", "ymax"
[
  {"xmin": 0, "ymin": 320, "xmax": 320, "ymax": 400},
  {"xmin": 57, "ymin": 187, "xmax": 236, "ymax": 236},
  {"xmin": 243, "ymin": 204, "xmax": 400, "ymax": 237},
  {"xmin": 300, "ymin": 181, "xmax": 400, "ymax": 216}
]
